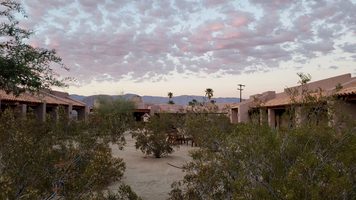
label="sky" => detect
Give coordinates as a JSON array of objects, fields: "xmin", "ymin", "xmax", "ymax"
[{"xmin": 19, "ymin": 0, "xmax": 356, "ymax": 97}]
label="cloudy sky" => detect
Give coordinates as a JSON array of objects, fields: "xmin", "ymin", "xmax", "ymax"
[{"xmin": 20, "ymin": 0, "xmax": 355, "ymax": 97}]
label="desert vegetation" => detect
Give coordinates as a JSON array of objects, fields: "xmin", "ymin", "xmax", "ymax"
[
  {"xmin": 0, "ymin": 0, "xmax": 69, "ymax": 94},
  {"xmin": 0, "ymin": 98, "xmax": 142, "ymax": 200},
  {"xmin": 1, "ymin": 1, "xmax": 355, "ymax": 199},
  {"xmin": 132, "ymin": 113, "xmax": 179, "ymax": 158},
  {"xmin": 168, "ymin": 92, "xmax": 175, "ymax": 104},
  {"xmin": 169, "ymin": 118, "xmax": 355, "ymax": 199},
  {"xmin": 168, "ymin": 76, "xmax": 356, "ymax": 200}
]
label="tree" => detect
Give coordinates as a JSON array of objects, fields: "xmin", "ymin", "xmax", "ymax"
[
  {"xmin": 92, "ymin": 97, "xmax": 137, "ymax": 145},
  {"xmin": 168, "ymin": 92, "xmax": 174, "ymax": 104},
  {"xmin": 0, "ymin": 0, "xmax": 68, "ymax": 95},
  {"xmin": 205, "ymin": 88, "xmax": 214, "ymax": 100},
  {"xmin": 188, "ymin": 99, "xmax": 204, "ymax": 107},
  {"xmin": 0, "ymin": 2, "xmax": 140, "ymax": 199},
  {"xmin": 132, "ymin": 114, "xmax": 176, "ymax": 158},
  {"xmin": 188, "ymin": 99, "xmax": 197, "ymax": 106},
  {"xmin": 183, "ymin": 112, "xmax": 232, "ymax": 148}
]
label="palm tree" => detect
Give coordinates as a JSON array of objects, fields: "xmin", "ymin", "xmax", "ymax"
[
  {"xmin": 205, "ymin": 88, "xmax": 214, "ymax": 100},
  {"xmin": 167, "ymin": 92, "xmax": 174, "ymax": 104}
]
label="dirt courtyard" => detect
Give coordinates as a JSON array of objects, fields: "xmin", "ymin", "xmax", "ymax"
[{"xmin": 110, "ymin": 134, "xmax": 197, "ymax": 200}]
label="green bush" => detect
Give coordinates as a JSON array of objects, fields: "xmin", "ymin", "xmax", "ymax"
[
  {"xmin": 169, "ymin": 75, "xmax": 356, "ymax": 200},
  {"xmin": 90, "ymin": 184, "xmax": 142, "ymax": 200},
  {"xmin": 169, "ymin": 119, "xmax": 356, "ymax": 200},
  {"xmin": 0, "ymin": 98, "xmax": 139, "ymax": 200},
  {"xmin": 132, "ymin": 114, "xmax": 177, "ymax": 158},
  {"xmin": 183, "ymin": 113, "xmax": 233, "ymax": 149}
]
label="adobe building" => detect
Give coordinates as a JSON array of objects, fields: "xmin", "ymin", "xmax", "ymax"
[
  {"xmin": 230, "ymin": 91, "xmax": 276, "ymax": 124},
  {"xmin": 230, "ymin": 73, "xmax": 356, "ymax": 128},
  {"xmin": 133, "ymin": 101, "xmax": 236, "ymax": 122},
  {"xmin": 0, "ymin": 90, "xmax": 88, "ymax": 121},
  {"xmin": 131, "ymin": 95, "xmax": 151, "ymax": 121}
]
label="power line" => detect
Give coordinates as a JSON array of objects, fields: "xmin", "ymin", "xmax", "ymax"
[{"xmin": 237, "ymin": 84, "xmax": 245, "ymax": 102}]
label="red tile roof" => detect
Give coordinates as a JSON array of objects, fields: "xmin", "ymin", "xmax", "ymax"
[
  {"xmin": 263, "ymin": 92, "xmax": 328, "ymax": 107},
  {"xmin": 336, "ymin": 87, "xmax": 356, "ymax": 96},
  {"xmin": 0, "ymin": 90, "xmax": 86, "ymax": 107},
  {"xmin": 0, "ymin": 90, "xmax": 41, "ymax": 103},
  {"xmin": 264, "ymin": 94, "xmax": 293, "ymax": 107}
]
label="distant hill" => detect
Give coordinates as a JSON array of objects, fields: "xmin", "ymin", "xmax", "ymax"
[
  {"xmin": 142, "ymin": 95, "xmax": 241, "ymax": 105},
  {"xmin": 70, "ymin": 94, "xmax": 240, "ymax": 107},
  {"xmin": 69, "ymin": 94, "xmax": 86, "ymax": 101}
]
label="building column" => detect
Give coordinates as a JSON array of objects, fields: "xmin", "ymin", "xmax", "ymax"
[
  {"xmin": 230, "ymin": 108, "xmax": 238, "ymax": 124},
  {"xmin": 295, "ymin": 106, "xmax": 304, "ymax": 127},
  {"xmin": 268, "ymin": 108, "xmax": 276, "ymax": 128},
  {"xmin": 20, "ymin": 104, "xmax": 27, "ymax": 118},
  {"xmin": 50, "ymin": 106, "xmax": 59, "ymax": 121},
  {"xmin": 85, "ymin": 106, "xmax": 89, "ymax": 121},
  {"xmin": 327, "ymin": 100, "xmax": 336, "ymax": 127},
  {"xmin": 259, "ymin": 108, "xmax": 267, "ymax": 125},
  {"xmin": 77, "ymin": 106, "xmax": 89, "ymax": 121},
  {"xmin": 67, "ymin": 104, "xmax": 73, "ymax": 119},
  {"xmin": 238, "ymin": 105, "xmax": 249, "ymax": 123},
  {"xmin": 36, "ymin": 103, "xmax": 46, "ymax": 122}
]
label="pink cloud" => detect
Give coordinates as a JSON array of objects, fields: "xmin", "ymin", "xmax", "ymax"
[
  {"xmin": 209, "ymin": 22, "xmax": 225, "ymax": 31},
  {"xmin": 205, "ymin": 0, "xmax": 228, "ymax": 6},
  {"xmin": 231, "ymin": 16, "xmax": 249, "ymax": 27},
  {"xmin": 29, "ymin": 41, "xmax": 39, "ymax": 48},
  {"xmin": 295, "ymin": 15, "xmax": 312, "ymax": 33},
  {"xmin": 16, "ymin": 0, "xmax": 355, "ymax": 83}
]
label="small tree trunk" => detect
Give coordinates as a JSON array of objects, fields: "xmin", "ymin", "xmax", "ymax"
[{"xmin": 154, "ymin": 151, "xmax": 161, "ymax": 158}]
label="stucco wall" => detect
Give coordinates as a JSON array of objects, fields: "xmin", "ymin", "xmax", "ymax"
[
  {"xmin": 338, "ymin": 101, "xmax": 356, "ymax": 121},
  {"xmin": 286, "ymin": 74, "xmax": 352, "ymax": 93},
  {"xmin": 230, "ymin": 108, "xmax": 239, "ymax": 124}
]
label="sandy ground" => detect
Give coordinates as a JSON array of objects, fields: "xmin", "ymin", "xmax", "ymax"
[{"xmin": 110, "ymin": 133, "xmax": 197, "ymax": 200}]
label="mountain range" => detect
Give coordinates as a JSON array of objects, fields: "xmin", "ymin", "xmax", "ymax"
[{"xmin": 70, "ymin": 94, "xmax": 241, "ymax": 107}]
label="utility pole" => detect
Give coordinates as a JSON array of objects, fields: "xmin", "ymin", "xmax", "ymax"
[{"xmin": 237, "ymin": 84, "xmax": 245, "ymax": 102}]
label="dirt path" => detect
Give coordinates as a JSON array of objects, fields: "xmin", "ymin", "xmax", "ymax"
[{"xmin": 110, "ymin": 134, "xmax": 196, "ymax": 200}]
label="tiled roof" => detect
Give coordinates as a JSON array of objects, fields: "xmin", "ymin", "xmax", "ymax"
[
  {"xmin": 263, "ymin": 87, "xmax": 356, "ymax": 107},
  {"xmin": 263, "ymin": 92, "xmax": 328, "ymax": 107},
  {"xmin": 42, "ymin": 92, "xmax": 86, "ymax": 107},
  {"xmin": 263, "ymin": 94, "xmax": 293, "ymax": 107},
  {"xmin": 231, "ymin": 99, "xmax": 256, "ymax": 109},
  {"xmin": 0, "ymin": 90, "xmax": 86, "ymax": 107},
  {"xmin": 214, "ymin": 103, "xmax": 238, "ymax": 112},
  {"xmin": 0, "ymin": 90, "xmax": 41, "ymax": 103},
  {"xmin": 336, "ymin": 87, "xmax": 356, "ymax": 96},
  {"xmin": 152, "ymin": 104, "xmax": 185, "ymax": 113},
  {"xmin": 65, "ymin": 97, "xmax": 86, "ymax": 107}
]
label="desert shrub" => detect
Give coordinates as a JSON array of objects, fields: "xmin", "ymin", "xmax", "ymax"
[
  {"xmin": 89, "ymin": 97, "xmax": 136, "ymax": 147},
  {"xmin": 0, "ymin": 98, "xmax": 139, "ymax": 199},
  {"xmin": 169, "ymin": 119, "xmax": 356, "ymax": 200},
  {"xmin": 132, "ymin": 113, "xmax": 178, "ymax": 158},
  {"xmin": 169, "ymin": 75, "xmax": 356, "ymax": 200},
  {"xmin": 183, "ymin": 113, "xmax": 233, "ymax": 149},
  {"xmin": 90, "ymin": 184, "xmax": 142, "ymax": 200}
]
